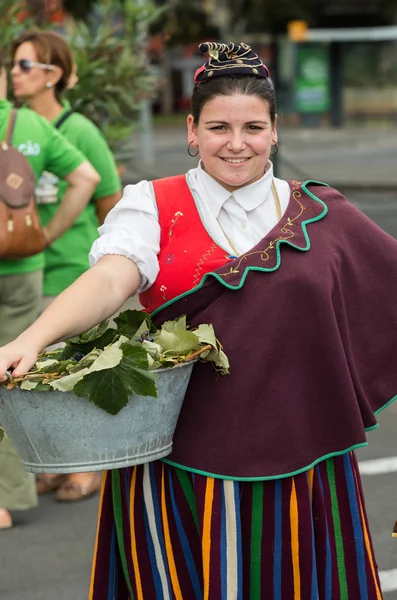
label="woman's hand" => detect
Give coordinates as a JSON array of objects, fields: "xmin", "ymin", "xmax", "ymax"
[{"xmin": 0, "ymin": 340, "xmax": 39, "ymax": 382}]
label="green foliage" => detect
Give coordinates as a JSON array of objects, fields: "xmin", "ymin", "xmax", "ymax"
[
  {"xmin": 3, "ymin": 310, "xmax": 229, "ymax": 415},
  {"xmin": 66, "ymin": 0, "xmax": 163, "ymax": 153},
  {"xmin": 0, "ymin": 1, "xmax": 37, "ymax": 66}
]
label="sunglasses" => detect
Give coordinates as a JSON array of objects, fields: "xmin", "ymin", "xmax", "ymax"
[{"xmin": 12, "ymin": 59, "xmax": 55, "ymax": 73}]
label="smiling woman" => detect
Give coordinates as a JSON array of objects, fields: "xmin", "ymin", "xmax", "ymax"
[
  {"xmin": 0, "ymin": 40, "xmax": 396, "ymax": 599},
  {"xmin": 187, "ymin": 94, "xmax": 277, "ymax": 191}
]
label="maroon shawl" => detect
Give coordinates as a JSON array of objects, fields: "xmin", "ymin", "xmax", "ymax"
[{"xmin": 151, "ymin": 181, "xmax": 397, "ymax": 479}]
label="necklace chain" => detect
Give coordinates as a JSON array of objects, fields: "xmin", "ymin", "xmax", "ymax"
[{"xmin": 216, "ymin": 178, "xmax": 282, "ymax": 257}]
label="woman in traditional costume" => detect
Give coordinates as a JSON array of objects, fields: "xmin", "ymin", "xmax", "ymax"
[{"xmin": 0, "ymin": 42, "xmax": 396, "ymax": 598}]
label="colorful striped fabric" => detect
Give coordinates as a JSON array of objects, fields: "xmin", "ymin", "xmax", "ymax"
[{"xmin": 89, "ymin": 452, "xmax": 383, "ymax": 599}]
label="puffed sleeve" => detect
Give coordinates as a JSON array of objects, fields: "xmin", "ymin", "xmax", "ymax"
[{"xmin": 89, "ymin": 180, "xmax": 160, "ymax": 292}]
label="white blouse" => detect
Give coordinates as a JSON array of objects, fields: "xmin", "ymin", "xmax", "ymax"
[{"xmin": 89, "ymin": 161, "xmax": 291, "ymax": 292}]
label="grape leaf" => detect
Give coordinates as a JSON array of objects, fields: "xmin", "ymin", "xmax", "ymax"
[
  {"xmin": 118, "ymin": 343, "xmax": 157, "ymax": 396},
  {"xmin": 114, "ymin": 310, "xmax": 153, "ymax": 339},
  {"xmin": 68, "ymin": 319, "xmax": 110, "ymax": 344},
  {"xmin": 193, "ymin": 324, "xmax": 217, "ymax": 349},
  {"xmin": 73, "ymin": 368, "xmax": 130, "ymax": 415},
  {"xmin": 61, "ymin": 328, "xmax": 119, "ymax": 359},
  {"xmin": 156, "ymin": 329, "xmax": 199, "ymax": 354},
  {"xmin": 73, "ymin": 343, "xmax": 157, "ymax": 414},
  {"xmin": 161, "ymin": 315, "xmax": 187, "ymax": 333},
  {"xmin": 20, "ymin": 380, "xmax": 41, "ymax": 391}
]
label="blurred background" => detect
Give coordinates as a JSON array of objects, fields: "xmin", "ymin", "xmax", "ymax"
[{"xmin": 0, "ymin": 1, "xmax": 396, "ymax": 598}]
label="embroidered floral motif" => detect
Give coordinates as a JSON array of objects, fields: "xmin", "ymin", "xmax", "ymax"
[
  {"xmin": 169, "ymin": 211, "xmax": 184, "ymax": 239},
  {"xmin": 160, "ymin": 284, "xmax": 167, "ymax": 300},
  {"xmin": 165, "ymin": 254, "xmax": 175, "ymax": 264}
]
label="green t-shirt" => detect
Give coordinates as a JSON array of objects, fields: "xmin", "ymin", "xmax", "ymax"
[
  {"xmin": 0, "ymin": 99, "xmax": 86, "ymax": 276},
  {"xmin": 37, "ymin": 101, "xmax": 121, "ymax": 295}
]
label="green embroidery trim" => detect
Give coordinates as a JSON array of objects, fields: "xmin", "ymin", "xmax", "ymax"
[
  {"xmin": 250, "ymin": 482, "xmax": 264, "ymax": 600},
  {"xmin": 162, "ymin": 442, "xmax": 369, "ymax": 482},
  {"xmin": 326, "ymin": 460, "xmax": 349, "ymax": 598},
  {"xmin": 152, "ymin": 180, "xmax": 328, "ymax": 317},
  {"xmin": 111, "ymin": 470, "xmax": 135, "ymax": 599}
]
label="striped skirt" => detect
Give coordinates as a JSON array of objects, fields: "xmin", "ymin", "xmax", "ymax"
[{"xmin": 89, "ymin": 452, "xmax": 382, "ymax": 600}]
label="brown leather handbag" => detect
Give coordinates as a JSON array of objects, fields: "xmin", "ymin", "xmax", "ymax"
[{"xmin": 0, "ymin": 109, "xmax": 47, "ymax": 259}]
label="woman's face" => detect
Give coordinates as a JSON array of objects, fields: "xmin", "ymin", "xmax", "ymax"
[
  {"xmin": 187, "ymin": 93, "xmax": 277, "ymax": 192},
  {"xmin": 11, "ymin": 42, "xmax": 55, "ymax": 100}
]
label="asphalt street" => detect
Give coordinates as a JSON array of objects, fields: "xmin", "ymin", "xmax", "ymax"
[{"xmin": 0, "ymin": 124, "xmax": 396, "ymax": 600}]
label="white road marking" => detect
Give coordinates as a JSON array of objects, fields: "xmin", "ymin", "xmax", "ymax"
[
  {"xmin": 358, "ymin": 456, "xmax": 397, "ymax": 476},
  {"xmin": 379, "ymin": 569, "xmax": 397, "ymax": 593}
]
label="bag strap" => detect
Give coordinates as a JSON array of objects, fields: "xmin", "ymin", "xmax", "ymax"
[
  {"xmin": 54, "ymin": 110, "xmax": 73, "ymax": 130},
  {"xmin": 3, "ymin": 109, "xmax": 17, "ymax": 145}
]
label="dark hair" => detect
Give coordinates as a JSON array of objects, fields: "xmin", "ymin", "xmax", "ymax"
[
  {"xmin": 191, "ymin": 76, "xmax": 276, "ymax": 125},
  {"xmin": 11, "ymin": 30, "xmax": 74, "ymax": 102}
]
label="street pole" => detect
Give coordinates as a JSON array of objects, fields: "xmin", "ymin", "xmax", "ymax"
[{"xmin": 136, "ymin": 0, "xmax": 154, "ymax": 168}]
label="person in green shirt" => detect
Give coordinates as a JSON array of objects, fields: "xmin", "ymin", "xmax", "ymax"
[
  {"xmin": 11, "ymin": 30, "xmax": 122, "ymax": 503},
  {"xmin": 0, "ymin": 54, "xmax": 100, "ymax": 529}
]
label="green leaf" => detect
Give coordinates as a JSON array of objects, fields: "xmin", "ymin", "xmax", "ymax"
[
  {"xmin": 205, "ymin": 348, "xmax": 230, "ymax": 375},
  {"xmin": 118, "ymin": 343, "xmax": 157, "ymax": 397},
  {"xmin": 161, "ymin": 316, "xmax": 187, "ymax": 333},
  {"xmin": 68, "ymin": 320, "xmax": 110, "ymax": 344},
  {"xmin": 85, "ymin": 345, "xmax": 123, "ymax": 374},
  {"xmin": 61, "ymin": 328, "xmax": 119, "ymax": 359},
  {"xmin": 73, "ymin": 368, "xmax": 130, "ymax": 415},
  {"xmin": 20, "ymin": 380, "xmax": 41, "ymax": 391},
  {"xmin": 49, "ymin": 369, "xmax": 90, "ymax": 392},
  {"xmin": 114, "ymin": 309, "xmax": 153, "ymax": 338},
  {"xmin": 156, "ymin": 330, "xmax": 200, "ymax": 354},
  {"xmin": 35, "ymin": 359, "xmax": 59, "ymax": 371},
  {"xmin": 33, "ymin": 383, "xmax": 53, "ymax": 392},
  {"xmin": 193, "ymin": 324, "xmax": 218, "ymax": 349},
  {"xmin": 72, "ymin": 343, "xmax": 157, "ymax": 415}
]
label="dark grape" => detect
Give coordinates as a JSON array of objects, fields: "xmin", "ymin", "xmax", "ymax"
[
  {"xmin": 135, "ymin": 331, "xmax": 154, "ymax": 343},
  {"xmin": 72, "ymin": 351, "xmax": 85, "ymax": 362}
]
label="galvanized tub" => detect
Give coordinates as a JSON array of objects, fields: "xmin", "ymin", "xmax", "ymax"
[{"xmin": 0, "ymin": 361, "xmax": 194, "ymax": 474}]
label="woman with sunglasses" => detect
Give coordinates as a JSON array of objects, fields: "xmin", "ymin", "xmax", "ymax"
[{"xmin": 10, "ymin": 30, "xmax": 122, "ymax": 503}]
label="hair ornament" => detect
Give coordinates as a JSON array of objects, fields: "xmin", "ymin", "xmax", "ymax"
[{"xmin": 194, "ymin": 41, "xmax": 270, "ymax": 85}]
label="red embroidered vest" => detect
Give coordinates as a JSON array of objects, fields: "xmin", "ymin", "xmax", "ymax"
[{"xmin": 139, "ymin": 175, "xmax": 234, "ymax": 312}]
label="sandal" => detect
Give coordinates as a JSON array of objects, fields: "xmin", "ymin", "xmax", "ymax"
[
  {"xmin": 36, "ymin": 474, "xmax": 67, "ymax": 494},
  {"xmin": 55, "ymin": 473, "xmax": 101, "ymax": 502}
]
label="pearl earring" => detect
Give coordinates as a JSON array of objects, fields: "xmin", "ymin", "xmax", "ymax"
[{"xmin": 46, "ymin": 82, "xmax": 53, "ymax": 89}]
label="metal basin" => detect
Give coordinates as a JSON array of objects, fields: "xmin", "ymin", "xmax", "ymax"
[{"xmin": 0, "ymin": 361, "xmax": 194, "ymax": 473}]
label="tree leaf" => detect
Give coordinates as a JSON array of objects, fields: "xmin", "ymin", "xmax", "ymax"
[
  {"xmin": 205, "ymin": 348, "xmax": 230, "ymax": 375},
  {"xmin": 61, "ymin": 328, "xmax": 119, "ymax": 359},
  {"xmin": 114, "ymin": 309, "xmax": 153, "ymax": 339},
  {"xmin": 20, "ymin": 380, "xmax": 40, "ymax": 391},
  {"xmin": 193, "ymin": 324, "xmax": 217, "ymax": 349},
  {"xmin": 72, "ymin": 343, "xmax": 157, "ymax": 415},
  {"xmin": 118, "ymin": 343, "xmax": 157, "ymax": 397},
  {"xmin": 73, "ymin": 368, "xmax": 130, "ymax": 415},
  {"xmin": 68, "ymin": 319, "xmax": 110, "ymax": 344},
  {"xmin": 35, "ymin": 359, "xmax": 59, "ymax": 371},
  {"xmin": 156, "ymin": 329, "xmax": 200, "ymax": 354},
  {"xmin": 161, "ymin": 315, "xmax": 187, "ymax": 333},
  {"xmin": 85, "ymin": 345, "xmax": 123, "ymax": 374},
  {"xmin": 49, "ymin": 368, "xmax": 90, "ymax": 392}
]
